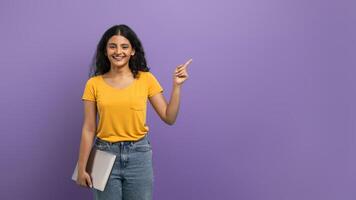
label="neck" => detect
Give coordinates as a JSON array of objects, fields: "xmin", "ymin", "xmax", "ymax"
[{"xmin": 107, "ymin": 65, "xmax": 132, "ymax": 78}]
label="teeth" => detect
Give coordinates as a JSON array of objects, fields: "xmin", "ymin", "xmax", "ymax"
[{"xmin": 113, "ymin": 56, "xmax": 124, "ymax": 60}]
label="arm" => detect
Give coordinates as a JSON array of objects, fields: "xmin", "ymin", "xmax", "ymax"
[
  {"xmin": 149, "ymin": 58, "xmax": 192, "ymax": 125},
  {"xmin": 149, "ymin": 84, "xmax": 181, "ymax": 125},
  {"xmin": 76, "ymin": 100, "xmax": 97, "ymax": 187}
]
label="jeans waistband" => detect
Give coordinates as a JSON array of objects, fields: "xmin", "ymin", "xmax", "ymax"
[{"xmin": 95, "ymin": 134, "xmax": 149, "ymax": 146}]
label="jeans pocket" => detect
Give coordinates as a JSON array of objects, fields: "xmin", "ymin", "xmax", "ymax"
[
  {"xmin": 94, "ymin": 141, "xmax": 108, "ymax": 151},
  {"xmin": 133, "ymin": 144, "xmax": 152, "ymax": 152}
]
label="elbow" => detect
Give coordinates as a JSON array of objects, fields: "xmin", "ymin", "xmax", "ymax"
[
  {"xmin": 160, "ymin": 114, "xmax": 174, "ymax": 125},
  {"xmin": 164, "ymin": 118, "xmax": 176, "ymax": 126},
  {"xmin": 163, "ymin": 109, "xmax": 177, "ymax": 125},
  {"xmin": 167, "ymin": 121, "xmax": 175, "ymax": 126}
]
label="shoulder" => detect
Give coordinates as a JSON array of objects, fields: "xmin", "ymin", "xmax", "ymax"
[
  {"xmin": 86, "ymin": 75, "xmax": 101, "ymax": 84},
  {"xmin": 83, "ymin": 76, "xmax": 102, "ymax": 90},
  {"xmin": 138, "ymin": 71, "xmax": 157, "ymax": 79},
  {"xmin": 137, "ymin": 71, "xmax": 152, "ymax": 80},
  {"xmin": 138, "ymin": 71, "xmax": 152, "ymax": 76}
]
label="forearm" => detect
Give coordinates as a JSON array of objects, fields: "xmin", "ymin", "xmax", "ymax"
[
  {"xmin": 77, "ymin": 130, "xmax": 95, "ymax": 172},
  {"xmin": 165, "ymin": 84, "xmax": 182, "ymax": 125}
]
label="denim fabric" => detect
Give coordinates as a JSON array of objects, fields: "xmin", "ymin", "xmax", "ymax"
[{"xmin": 92, "ymin": 134, "xmax": 153, "ymax": 200}]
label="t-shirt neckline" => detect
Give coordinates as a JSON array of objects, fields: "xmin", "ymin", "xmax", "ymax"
[{"xmin": 100, "ymin": 75, "xmax": 136, "ymax": 91}]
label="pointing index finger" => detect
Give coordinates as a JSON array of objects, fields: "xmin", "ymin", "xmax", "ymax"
[
  {"xmin": 177, "ymin": 58, "xmax": 193, "ymax": 69},
  {"xmin": 184, "ymin": 58, "xmax": 193, "ymax": 66}
]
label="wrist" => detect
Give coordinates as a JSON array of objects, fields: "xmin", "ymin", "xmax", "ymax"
[
  {"xmin": 78, "ymin": 165, "xmax": 86, "ymax": 173},
  {"xmin": 173, "ymin": 83, "xmax": 182, "ymax": 89}
]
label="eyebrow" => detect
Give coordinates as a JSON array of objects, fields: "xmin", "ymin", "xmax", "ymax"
[{"xmin": 107, "ymin": 43, "xmax": 129, "ymax": 46}]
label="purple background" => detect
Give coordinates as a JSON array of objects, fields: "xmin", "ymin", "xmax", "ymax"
[{"xmin": 1, "ymin": 0, "xmax": 355, "ymax": 199}]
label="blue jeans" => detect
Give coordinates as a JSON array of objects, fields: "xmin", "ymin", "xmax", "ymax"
[{"xmin": 92, "ymin": 134, "xmax": 153, "ymax": 200}]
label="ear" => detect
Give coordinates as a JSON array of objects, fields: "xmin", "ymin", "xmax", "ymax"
[{"xmin": 131, "ymin": 49, "xmax": 135, "ymax": 56}]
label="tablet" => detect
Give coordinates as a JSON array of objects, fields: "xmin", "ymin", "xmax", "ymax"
[{"xmin": 72, "ymin": 148, "xmax": 116, "ymax": 191}]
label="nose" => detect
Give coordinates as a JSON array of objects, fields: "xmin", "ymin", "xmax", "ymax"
[{"xmin": 115, "ymin": 47, "xmax": 123, "ymax": 55}]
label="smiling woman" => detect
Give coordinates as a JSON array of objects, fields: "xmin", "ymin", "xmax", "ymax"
[
  {"xmin": 75, "ymin": 24, "xmax": 192, "ymax": 200},
  {"xmin": 106, "ymin": 35, "xmax": 135, "ymax": 71},
  {"xmin": 90, "ymin": 24, "xmax": 149, "ymax": 79}
]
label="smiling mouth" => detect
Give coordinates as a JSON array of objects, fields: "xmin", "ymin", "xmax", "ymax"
[{"xmin": 112, "ymin": 56, "xmax": 125, "ymax": 61}]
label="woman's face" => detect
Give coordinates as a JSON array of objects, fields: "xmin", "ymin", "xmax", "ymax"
[{"xmin": 106, "ymin": 35, "xmax": 135, "ymax": 68}]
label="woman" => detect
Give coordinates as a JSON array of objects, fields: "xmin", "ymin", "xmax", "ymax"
[{"xmin": 75, "ymin": 24, "xmax": 192, "ymax": 200}]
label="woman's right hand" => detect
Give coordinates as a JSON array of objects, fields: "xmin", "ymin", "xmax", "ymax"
[{"xmin": 76, "ymin": 170, "xmax": 93, "ymax": 188}]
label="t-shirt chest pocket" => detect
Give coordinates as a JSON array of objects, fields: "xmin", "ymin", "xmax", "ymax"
[
  {"xmin": 129, "ymin": 82, "xmax": 147, "ymax": 111},
  {"xmin": 130, "ymin": 95, "xmax": 146, "ymax": 111}
]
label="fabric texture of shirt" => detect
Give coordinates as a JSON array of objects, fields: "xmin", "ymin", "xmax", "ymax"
[{"xmin": 81, "ymin": 71, "xmax": 163, "ymax": 142}]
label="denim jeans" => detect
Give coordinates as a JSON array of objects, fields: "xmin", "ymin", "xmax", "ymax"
[{"xmin": 92, "ymin": 134, "xmax": 153, "ymax": 200}]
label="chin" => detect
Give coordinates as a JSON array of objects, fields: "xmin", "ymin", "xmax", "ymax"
[{"xmin": 112, "ymin": 62, "xmax": 129, "ymax": 67}]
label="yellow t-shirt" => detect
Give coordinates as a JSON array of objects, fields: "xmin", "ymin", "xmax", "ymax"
[{"xmin": 81, "ymin": 71, "xmax": 163, "ymax": 142}]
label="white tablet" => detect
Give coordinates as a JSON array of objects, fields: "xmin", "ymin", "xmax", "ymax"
[{"xmin": 72, "ymin": 148, "xmax": 116, "ymax": 191}]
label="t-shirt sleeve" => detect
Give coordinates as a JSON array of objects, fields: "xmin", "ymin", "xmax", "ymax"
[
  {"xmin": 82, "ymin": 78, "xmax": 96, "ymax": 101},
  {"xmin": 147, "ymin": 72, "xmax": 164, "ymax": 97}
]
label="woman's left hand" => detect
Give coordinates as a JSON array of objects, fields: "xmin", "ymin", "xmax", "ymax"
[{"xmin": 173, "ymin": 58, "xmax": 192, "ymax": 86}]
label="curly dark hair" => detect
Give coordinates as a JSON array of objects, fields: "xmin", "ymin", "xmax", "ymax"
[{"xmin": 88, "ymin": 24, "xmax": 150, "ymax": 78}]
